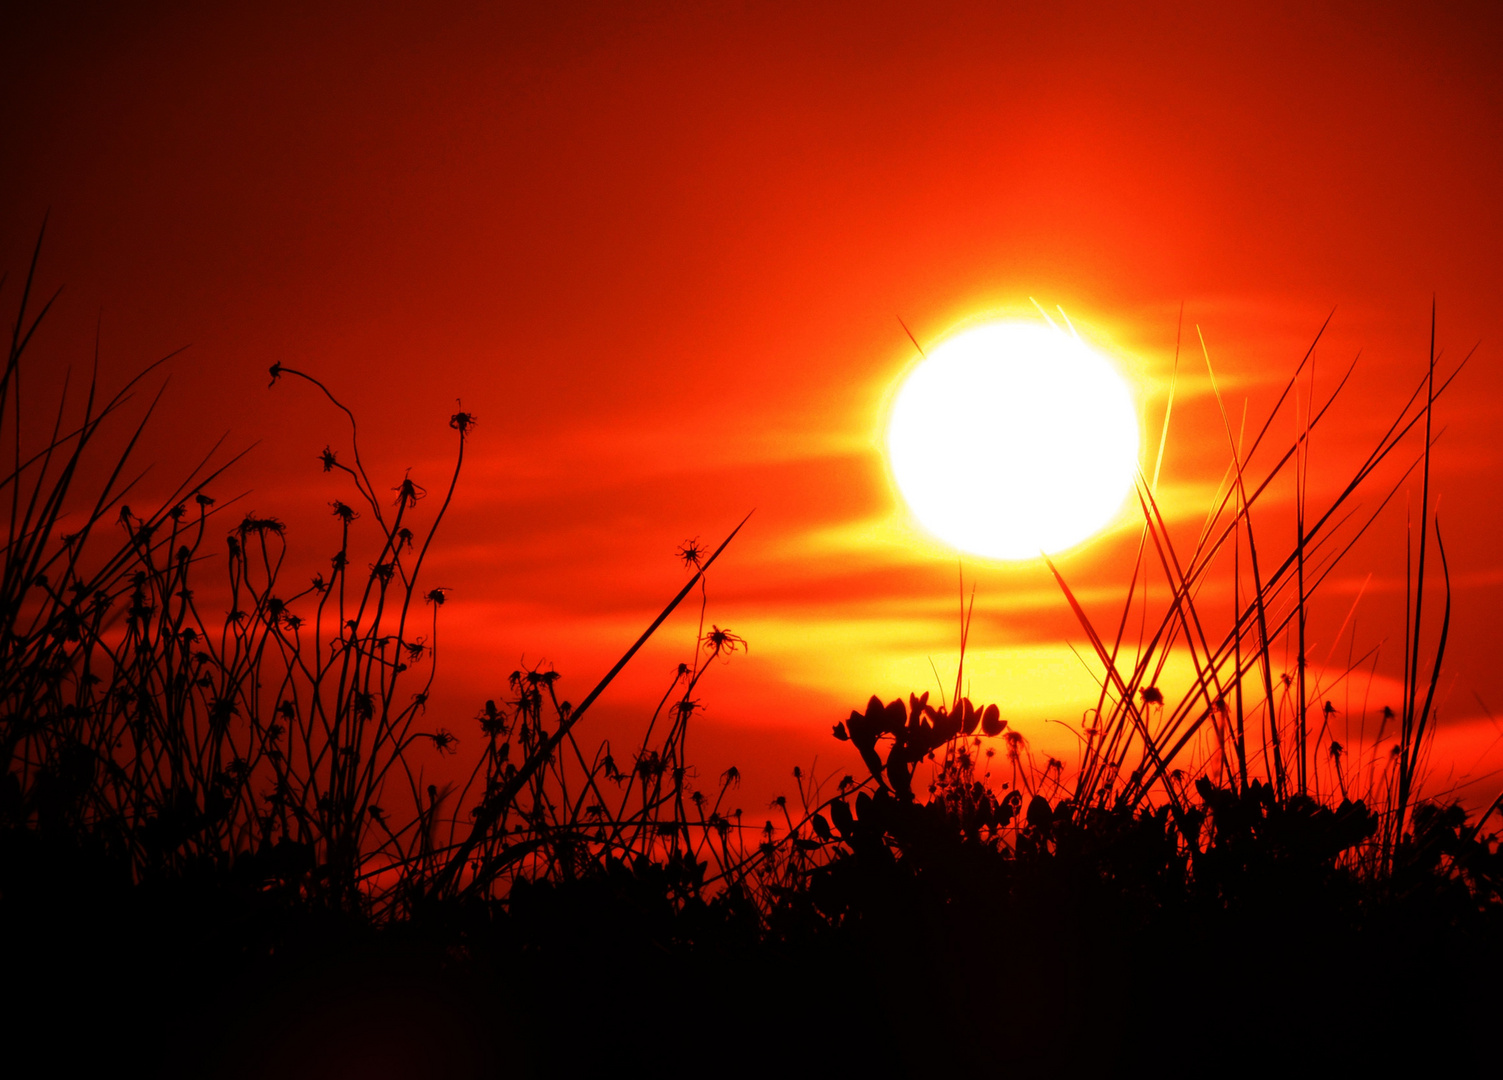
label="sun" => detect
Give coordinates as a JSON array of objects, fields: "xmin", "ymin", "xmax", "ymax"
[{"xmin": 886, "ymin": 320, "xmax": 1140, "ymax": 560}]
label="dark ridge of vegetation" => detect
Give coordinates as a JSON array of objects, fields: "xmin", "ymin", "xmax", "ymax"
[{"xmin": 3, "ymin": 235, "xmax": 1501, "ymax": 1074}]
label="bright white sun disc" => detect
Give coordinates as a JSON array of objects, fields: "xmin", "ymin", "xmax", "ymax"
[{"xmin": 886, "ymin": 321, "xmax": 1140, "ymax": 560}]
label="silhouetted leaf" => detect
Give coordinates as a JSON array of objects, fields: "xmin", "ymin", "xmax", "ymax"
[
  {"xmin": 830, "ymin": 798, "xmax": 854, "ymax": 837},
  {"xmin": 1027, "ymin": 795, "xmax": 1053, "ymax": 831},
  {"xmin": 811, "ymin": 812, "xmax": 832, "ymax": 842}
]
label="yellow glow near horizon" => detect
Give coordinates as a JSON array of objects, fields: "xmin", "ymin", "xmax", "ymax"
[{"xmin": 886, "ymin": 321, "xmax": 1140, "ymax": 560}]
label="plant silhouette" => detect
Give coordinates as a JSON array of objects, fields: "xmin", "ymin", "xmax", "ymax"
[{"xmin": 3, "ymin": 233, "xmax": 1502, "ymax": 1074}]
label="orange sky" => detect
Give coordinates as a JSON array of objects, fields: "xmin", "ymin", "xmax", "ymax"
[{"xmin": 5, "ymin": 1, "xmax": 1503, "ymax": 812}]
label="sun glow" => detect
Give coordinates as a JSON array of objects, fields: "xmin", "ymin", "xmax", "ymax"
[{"xmin": 886, "ymin": 320, "xmax": 1140, "ymax": 560}]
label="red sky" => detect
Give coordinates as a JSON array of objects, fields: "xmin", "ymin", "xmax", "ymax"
[{"xmin": 5, "ymin": 1, "xmax": 1503, "ymax": 812}]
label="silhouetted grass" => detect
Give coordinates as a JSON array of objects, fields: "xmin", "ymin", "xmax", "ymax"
[{"xmin": 4, "ymin": 232, "xmax": 1501, "ymax": 1074}]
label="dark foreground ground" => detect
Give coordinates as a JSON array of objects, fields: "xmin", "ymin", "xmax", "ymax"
[{"xmin": 8, "ymin": 807, "xmax": 1503, "ymax": 1078}]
